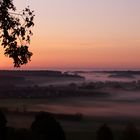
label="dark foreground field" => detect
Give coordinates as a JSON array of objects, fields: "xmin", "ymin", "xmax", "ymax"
[
  {"xmin": 5, "ymin": 111, "xmax": 140, "ymax": 140},
  {"xmin": 1, "ymin": 98, "xmax": 140, "ymax": 140}
]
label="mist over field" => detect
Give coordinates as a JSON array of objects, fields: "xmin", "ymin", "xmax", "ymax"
[
  {"xmin": 0, "ymin": 70, "xmax": 140, "ymax": 140},
  {"xmin": 0, "ymin": 70, "xmax": 140, "ymax": 119}
]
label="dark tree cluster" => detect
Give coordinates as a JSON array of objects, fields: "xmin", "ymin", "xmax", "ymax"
[
  {"xmin": 0, "ymin": 111, "xmax": 66, "ymax": 140},
  {"xmin": 97, "ymin": 123, "xmax": 140, "ymax": 140},
  {"xmin": 0, "ymin": 0, "xmax": 34, "ymax": 67},
  {"xmin": 0, "ymin": 110, "xmax": 140, "ymax": 140}
]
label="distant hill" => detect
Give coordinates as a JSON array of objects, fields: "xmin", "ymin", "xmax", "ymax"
[{"xmin": 0, "ymin": 70, "xmax": 84, "ymax": 78}]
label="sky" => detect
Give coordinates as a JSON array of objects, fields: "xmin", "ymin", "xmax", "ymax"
[{"xmin": 0, "ymin": 0, "xmax": 140, "ymax": 70}]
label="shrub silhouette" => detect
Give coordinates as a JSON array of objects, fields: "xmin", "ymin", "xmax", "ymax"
[
  {"xmin": 121, "ymin": 123, "xmax": 140, "ymax": 140},
  {"xmin": 31, "ymin": 112, "xmax": 66, "ymax": 140},
  {"xmin": 96, "ymin": 123, "xmax": 114, "ymax": 140},
  {"xmin": 0, "ymin": 110, "xmax": 7, "ymax": 128},
  {"xmin": 0, "ymin": 110, "xmax": 15, "ymax": 140},
  {"xmin": 0, "ymin": 110, "xmax": 7, "ymax": 140}
]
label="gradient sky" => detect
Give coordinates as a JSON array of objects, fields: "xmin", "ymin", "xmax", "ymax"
[{"xmin": 0, "ymin": 0, "xmax": 140, "ymax": 70}]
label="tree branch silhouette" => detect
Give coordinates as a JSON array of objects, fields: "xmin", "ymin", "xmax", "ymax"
[{"xmin": 0, "ymin": 0, "xmax": 35, "ymax": 67}]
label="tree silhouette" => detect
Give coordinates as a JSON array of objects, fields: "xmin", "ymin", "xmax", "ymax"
[
  {"xmin": 31, "ymin": 112, "xmax": 66, "ymax": 140},
  {"xmin": 121, "ymin": 123, "xmax": 140, "ymax": 140},
  {"xmin": 0, "ymin": 0, "xmax": 35, "ymax": 67},
  {"xmin": 96, "ymin": 123, "xmax": 114, "ymax": 140}
]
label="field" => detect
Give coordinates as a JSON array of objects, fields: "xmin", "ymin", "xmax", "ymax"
[
  {"xmin": 1, "ymin": 98, "xmax": 140, "ymax": 140},
  {"xmin": 0, "ymin": 71, "xmax": 140, "ymax": 139}
]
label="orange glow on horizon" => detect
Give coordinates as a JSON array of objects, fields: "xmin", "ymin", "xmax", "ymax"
[{"xmin": 1, "ymin": 0, "xmax": 140, "ymax": 70}]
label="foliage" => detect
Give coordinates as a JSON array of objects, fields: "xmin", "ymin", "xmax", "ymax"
[{"xmin": 0, "ymin": 0, "xmax": 35, "ymax": 67}]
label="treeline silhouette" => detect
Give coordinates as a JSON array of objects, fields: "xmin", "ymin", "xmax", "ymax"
[{"xmin": 0, "ymin": 110, "xmax": 140, "ymax": 140}]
